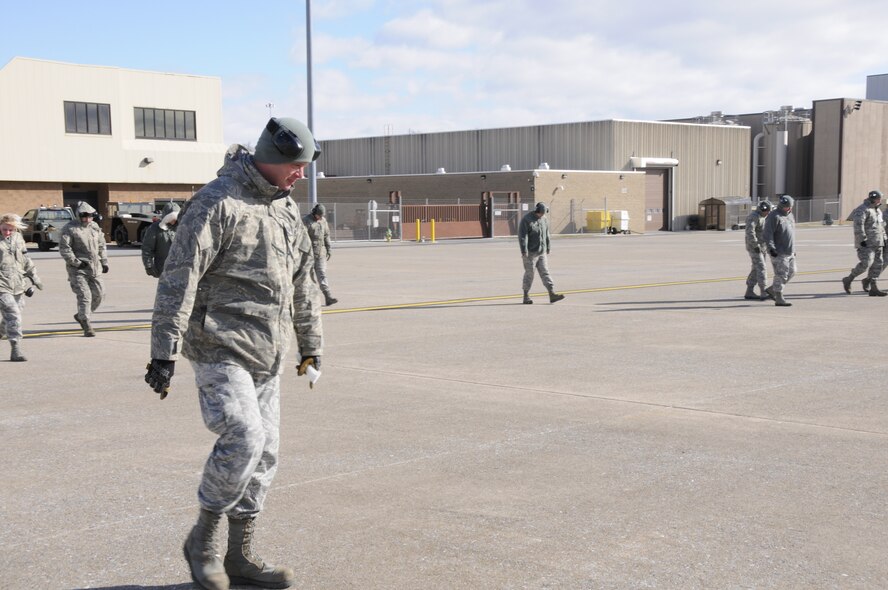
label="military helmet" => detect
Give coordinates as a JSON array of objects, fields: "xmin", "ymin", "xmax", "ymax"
[
  {"xmin": 757, "ymin": 200, "xmax": 772, "ymax": 213},
  {"xmin": 868, "ymin": 189, "xmax": 883, "ymax": 201},
  {"xmin": 311, "ymin": 203, "xmax": 326, "ymax": 216},
  {"xmin": 534, "ymin": 202, "xmax": 548, "ymax": 214},
  {"xmin": 778, "ymin": 195, "xmax": 794, "ymax": 208}
]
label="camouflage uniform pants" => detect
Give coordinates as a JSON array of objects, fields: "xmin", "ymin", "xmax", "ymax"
[
  {"xmin": 313, "ymin": 256, "xmax": 333, "ymax": 298},
  {"xmin": 848, "ymin": 246, "xmax": 884, "ymax": 281},
  {"xmin": 0, "ymin": 293, "xmax": 24, "ymax": 343},
  {"xmin": 770, "ymin": 254, "xmax": 797, "ymax": 294},
  {"xmin": 67, "ymin": 271, "xmax": 104, "ymax": 320},
  {"xmin": 192, "ymin": 361, "xmax": 281, "ymax": 517},
  {"xmin": 746, "ymin": 249, "xmax": 768, "ymax": 289},
  {"xmin": 522, "ymin": 253, "xmax": 554, "ymax": 293}
]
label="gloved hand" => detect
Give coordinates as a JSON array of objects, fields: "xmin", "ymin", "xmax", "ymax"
[
  {"xmin": 297, "ymin": 356, "xmax": 321, "ymax": 375},
  {"xmin": 145, "ymin": 359, "xmax": 175, "ymax": 400},
  {"xmin": 24, "ymin": 287, "xmax": 35, "ymax": 297},
  {"xmin": 768, "ymin": 248, "xmax": 778, "ymax": 257},
  {"xmin": 145, "ymin": 266, "xmax": 156, "ymax": 277},
  {"xmin": 754, "ymin": 247, "xmax": 761, "ymax": 254},
  {"xmin": 861, "ymin": 240, "xmax": 868, "ymax": 248},
  {"xmin": 78, "ymin": 260, "xmax": 90, "ymax": 270},
  {"xmin": 102, "ymin": 264, "xmax": 109, "ymax": 274}
]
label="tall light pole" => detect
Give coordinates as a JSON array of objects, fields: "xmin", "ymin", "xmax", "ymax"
[{"xmin": 306, "ymin": 0, "xmax": 317, "ymax": 206}]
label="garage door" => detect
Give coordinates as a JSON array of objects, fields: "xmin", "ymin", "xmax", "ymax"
[{"xmin": 644, "ymin": 169, "xmax": 668, "ymax": 231}]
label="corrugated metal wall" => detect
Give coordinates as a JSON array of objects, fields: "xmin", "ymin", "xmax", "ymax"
[{"xmin": 319, "ymin": 119, "xmax": 750, "ymax": 226}]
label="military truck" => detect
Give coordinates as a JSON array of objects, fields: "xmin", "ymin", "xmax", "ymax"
[{"xmin": 21, "ymin": 206, "xmax": 75, "ymax": 251}]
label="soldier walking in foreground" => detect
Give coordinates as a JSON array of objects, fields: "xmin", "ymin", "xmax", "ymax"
[
  {"xmin": 842, "ymin": 190, "xmax": 887, "ymax": 296},
  {"xmin": 0, "ymin": 213, "xmax": 42, "ymax": 361},
  {"xmin": 59, "ymin": 202, "xmax": 108, "ymax": 336},
  {"xmin": 141, "ymin": 201, "xmax": 180, "ymax": 278},
  {"xmin": 518, "ymin": 202, "xmax": 565, "ymax": 304},
  {"xmin": 145, "ymin": 117, "xmax": 324, "ymax": 590},
  {"xmin": 744, "ymin": 200, "xmax": 773, "ymax": 300},
  {"xmin": 302, "ymin": 203, "xmax": 338, "ymax": 306},
  {"xmin": 763, "ymin": 195, "xmax": 796, "ymax": 307}
]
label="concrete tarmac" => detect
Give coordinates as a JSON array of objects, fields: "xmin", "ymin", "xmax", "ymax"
[{"xmin": 2, "ymin": 224, "xmax": 886, "ymax": 589}]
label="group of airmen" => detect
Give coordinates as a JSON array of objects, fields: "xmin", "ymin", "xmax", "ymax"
[
  {"xmin": 0, "ymin": 173, "xmax": 337, "ymax": 366},
  {"xmin": 744, "ymin": 190, "xmax": 886, "ymax": 306}
]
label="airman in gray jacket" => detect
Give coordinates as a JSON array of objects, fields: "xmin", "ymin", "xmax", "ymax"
[
  {"xmin": 141, "ymin": 201, "xmax": 180, "ymax": 277},
  {"xmin": 59, "ymin": 201, "xmax": 108, "ymax": 336},
  {"xmin": 842, "ymin": 190, "xmax": 887, "ymax": 296},
  {"xmin": 518, "ymin": 202, "xmax": 565, "ymax": 304},
  {"xmin": 744, "ymin": 201, "xmax": 772, "ymax": 300},
  {"xmin": 145, "ymin": 117, "xmax": 324, "ymax": 590},
  {"xmin": 0, "ymin": 213, "xmax": 42, "ymax": 361},
  {"xmin": 762, "ymin": 195, "xmax": 796, "ymax": 307}
]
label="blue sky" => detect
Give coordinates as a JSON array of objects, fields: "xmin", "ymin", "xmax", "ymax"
[{"xmin": 4, "ymin": 0, "xmax": 888, "ymax": 146}]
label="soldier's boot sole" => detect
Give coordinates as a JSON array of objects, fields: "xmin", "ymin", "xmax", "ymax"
[
  {"xmin": 183, "ymin": 530, "xmax": 229, "ymax": 590},
  {"xmin": 842, "ymin": 276, "xmax": 853, "ymax": 294},
  {"xmin": 774, "ymin": 292, "xmax": 792, "ymax": 307},
  {"xmin": 324, "ymin": 296, "xmax": 338, "ymax": 306},
  {"xmin": 549, "ymin": 293, "xmax": 565, "ymax": 303},
  {"xmin": 744, "ymin": 286, "xmax": 759, "ymax": 300},
  {"xmin": 10, "ymin": 345, "xmax": 26, "ymax": 362}
]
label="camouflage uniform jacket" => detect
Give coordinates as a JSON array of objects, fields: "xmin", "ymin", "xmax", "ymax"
[
  {"xmin": 852, "ymin": 201, "xmax": 887, "ymax": 247},
  {"xmin": 744, "ymin": 210, "xmax": 767, "ymax": 252},
  {"xmin": 302, "ymin": 213, "xmax": 332, "ymax": 259},
  {"xmin": 518, "ymin": 212, "xmax": 550, "ymax": 255},
  {"xmin": 762, "ymin": 209, "xmax": 795, "ymax": 256},
  {"xmin": 150, "ymin": 146, "xmax": 323, "ymax": 377},
  {"xmin": 0, "ymin": 232, "xmax": 40, "ymax": 295},
  {"xmin": 59, "ymin": 213, "xmax": 108, "ymax": 276}
]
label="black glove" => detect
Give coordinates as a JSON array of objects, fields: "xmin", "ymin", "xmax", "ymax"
[
  {"xmin": 78, "ymin": 260, "xmax": 90, "ymax": 269},
  {"xmin": 768, "ymin": 248, "xmax": 778, "ymax": 257},
  {"xmin": 861, "ymin": 240, "xmax": 868, "ymax": 248},
  {"xmin": 24, "ymin": 287, "xmax": 35, "ymax": 297},
  {"xmin": 145, "ymin": 359, "xmax": 175, "ymax": 400},
  {"xmin": 102, "ymin": 264, "xmax": 109, "ymax": 274},
  {"xmin": 145, "ymin": 266, "xmax": 156, "ymax": 277},
  {"xmin": 754, "ymin": 247, "xmax": 761, "ymax": 254},
  {"xmin": 297, "ymin": 356, "xmax": 321, "ymax": 375}
]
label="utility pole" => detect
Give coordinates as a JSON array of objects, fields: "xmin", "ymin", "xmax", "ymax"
[{"xmin": 306, "ymin": 0, "xmax": 317, "ymax": 206}]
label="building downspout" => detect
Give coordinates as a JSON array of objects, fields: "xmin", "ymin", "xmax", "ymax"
[{"xmin": 752, "ymin": 132, "xmax": 764, "ymax": 199}]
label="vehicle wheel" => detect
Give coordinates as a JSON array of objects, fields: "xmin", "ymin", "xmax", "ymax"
[
  {"xmin": 37, "ymin": 236, "xmax": 51, "ymax": 252},
  {"xmin": 114, "ymin": 226, "xmax": 128, "ymax": 247}
]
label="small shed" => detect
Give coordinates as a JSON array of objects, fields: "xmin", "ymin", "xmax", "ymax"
[{"xmin": 698, "ymin": 197, "xmax": 753, "ymax": 231}]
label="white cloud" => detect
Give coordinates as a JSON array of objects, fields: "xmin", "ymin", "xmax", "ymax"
[{"xmin": 221, "ymin": 0, "xmax": 888, "ymax": 142}]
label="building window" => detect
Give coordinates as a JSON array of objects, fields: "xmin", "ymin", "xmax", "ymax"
[
  {"xmin": 64, "ymin": 101, "xmax": 112, "ymax": 135},
  {"xmin": 134, "ymin": 107, "xmax": 196, "ymax": 141}
]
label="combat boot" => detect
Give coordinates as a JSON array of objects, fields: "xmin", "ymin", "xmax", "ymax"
[
  {"xmin": 744, "ymin": 285, "xmax": 759, "ymax": 300},
  {"xmin": 523, "ymin": 291, "xmax": 533, "ymax": 304},
  {"xmin": 842, "ymin": 275, "xmax": 853, "ymax": 294},
  {"xmin": 324, "ymin": 294, "xmax": 338, "ymax": 306},
  {"xmin": 10, "ymin": 341, "xmax": 26, "ymax": 362},
  {"xmin": 183, "ymin": 509, "xmax": 229, "ymax": 590},
  {"xmin": 548, "ymin": 291, "xmax": 565, "ymax": 303},
  {"xmin": 774, "ymin": 291, "xmax": 792, "ymax": 307},
  {"xmin": 862, "ymin": 278, "xmax": 872, "ymax": 293},
  {"xmin": 74, "ymin": 313, "xmax": 95, "ymax": 336},
  {"xmin": 764, "ymin": 286, "xmax": 775, "ymax": 300},
  {"xmin": 868, "ymin": 280, "xmax": 888, "ymax": 297},
  {"xmin": 225, "ymin": 516, "xmax": 295, "ymax": 589}
]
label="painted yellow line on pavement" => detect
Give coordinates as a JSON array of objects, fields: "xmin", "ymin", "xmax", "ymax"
[{"xmin": 23, "ymin": 267, "xmax": 846, "ymax": 335}]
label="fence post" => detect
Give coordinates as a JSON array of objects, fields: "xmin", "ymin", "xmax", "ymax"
[
  {"xmin": 431, "ymin": 219, "xmax": 436, "ymax": 242},
  {"xmin": 416, "ymin": 219, "xmax": 421, "ymax": 242}
]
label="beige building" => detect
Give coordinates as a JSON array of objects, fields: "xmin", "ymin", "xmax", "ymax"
[{"xmin": 0, "ymin": 57, "xmax": 226, "ymax": 217}]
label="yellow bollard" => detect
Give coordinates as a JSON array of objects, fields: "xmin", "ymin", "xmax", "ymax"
[
  {"xmin": 416, "ymin": 219, "xmax": 421, "ymax": 242},
  {"xmin": 431, "ymin": 219, "xmax": 436, "ymax": 243}
]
